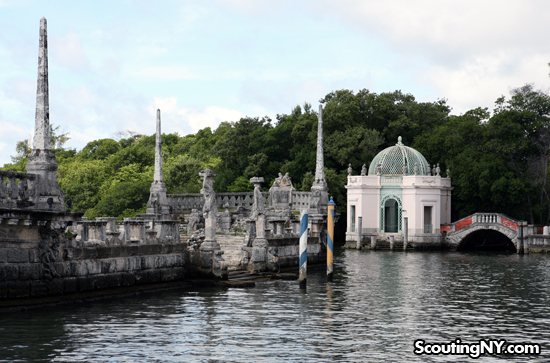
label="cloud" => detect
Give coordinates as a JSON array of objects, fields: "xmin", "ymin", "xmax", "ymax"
[
  {"xmin": 423, "ymin": 52, "xmax": 550, "ymax": 115},
  {"xmin": 148, "ymin": 96, "xmax": 244, "ymax": 133}
]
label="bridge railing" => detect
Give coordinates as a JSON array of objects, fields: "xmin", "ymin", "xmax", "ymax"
[
  {"xmin": 441, "ymin": 212, "xmax": 523, "ymax": 233},
  {"xmin": 0, "ymin": 171, "xmax": 39, "ymax": 210}
]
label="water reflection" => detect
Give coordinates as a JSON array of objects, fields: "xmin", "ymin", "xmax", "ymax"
[{"xmin": 1, "ymin": 250, "xmax": 549, "ymax": 362}]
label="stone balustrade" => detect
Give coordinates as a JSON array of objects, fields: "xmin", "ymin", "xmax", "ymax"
[
  {"xmin": 168, "ymin": 191, "xmax": 312, "ymax": 213},
  {"xmin": 0, "ymin": 171, "xmax": 39, "ymax": 210}
]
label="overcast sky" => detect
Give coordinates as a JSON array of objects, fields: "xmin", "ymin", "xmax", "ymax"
[{"xmin": 1, "ymin": 0, "xmax": 549, "ymax": 166}]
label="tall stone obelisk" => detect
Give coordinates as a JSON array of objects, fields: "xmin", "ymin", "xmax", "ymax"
[
  {"xmin": 146, "ymin": 109, "xmax": 169, "ymax": 216},
  {"xmin": 26, "ymin": 17, "xmax": 65, "ymax": 211},
  {"xmin": 309, "ymin": 104, "xmax": 329, "ymax": 215}
]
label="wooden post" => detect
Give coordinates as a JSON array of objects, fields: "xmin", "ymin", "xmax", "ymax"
[
  {"xmin": 327, "ymin": 197, "xmax": 336, "ymax": 281},
  {"xmin": 299, "ymin": 210, "xmax": 309, "ymax": 289}
]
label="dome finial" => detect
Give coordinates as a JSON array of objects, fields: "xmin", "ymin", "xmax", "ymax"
[{"xmin": 397, "ymin": 136, "xmax": 403, "ymax": 145}]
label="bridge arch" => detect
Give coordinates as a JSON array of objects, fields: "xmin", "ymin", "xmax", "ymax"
[
  {"xmin": 444, "ymin": 213, "xmax": 522, "ymax": 251},
  {"xmin": 456, "ymin": 228, "xmax": 516, "ymax": 252}
]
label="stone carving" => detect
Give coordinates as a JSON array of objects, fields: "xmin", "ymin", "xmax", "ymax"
[
  {"xmin": 447, "ymin": 168, "xmax": 451, "ymax": 178},
  {"xmin": 199, "ymin": 169, "xmax": 219, "ymax": 250},
  {"xmin": 269, "ymin": 172, "xmax": 294, "ymax": 211},
  {"xmin": 433, "ymin": 165, "xmax": 436, "ymax": 176},
  {"xmin": 436, "ymin": 163, "xmax": 441, "ymax": 177},
  {"xmin": 361, "ymin": 164, "xmax": 366, "ymax": 176},
  {"xmin": 402, "ymin": 162, "xmax": 408, "ymax": 175},
  {"xmin": 250, "ymin": 177, "xmax": 268, "ymax": 246},
  {"xmin": 347, "ymin": 164, "xmax": 352, "ymax": 176},
  {"xmin": 376, "ymin": 164, "xmax": 382, "ymax": 176},
  {"xmin": 38, "ymin": 225, "xmax": 62, "ymax": 280},
  {"xmin": 146, "ymin": 109, "xmax": 169, "ymax": 215},
  {"xmin": 426, "ymin": 164, "xmax": 431, "ymax": 176},
  {"xmin": 413, "ymin": 162, "xmax": 419, "ymax": 175},
  {"xmin": 25, "ymin": 17, "xmax": 65, "ymax": 211}
]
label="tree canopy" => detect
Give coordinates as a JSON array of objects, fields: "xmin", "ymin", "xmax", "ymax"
[{"xmin": 3, "ymin": 86, "xmax": 550, "ymax": 223}]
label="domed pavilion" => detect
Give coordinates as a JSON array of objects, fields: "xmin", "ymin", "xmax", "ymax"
[{"xmin": 345, "ymin": 137, "xmax": 452, "ymax": 247}]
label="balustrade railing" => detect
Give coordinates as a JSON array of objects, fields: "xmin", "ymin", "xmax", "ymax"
[
  {"xmin": 168, "ymin": 191, "xmax": 311, "ymax": 214},
  {"xmin": 475, "ymin": 213, "xmax": 499, "ymax": 224},
  {"xmin": 0, "ymin": 171, "xmax": 39, "ymax": 209}
]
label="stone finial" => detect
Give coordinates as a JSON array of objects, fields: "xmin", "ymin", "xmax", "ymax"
[
  {"xmin": 376, "ymin": 163, "xmax": 382, "ymax": 176},
  {"xmin": 433, "ymin": 165, "xmax": 436, "ymax": 176},
  {"xmin": 361, "ymin": 164, "xmax": 367, "ymax": 176},
  {"xmin": 446, "ymin": 168, "xmax": 451, "ymax": 178},
  {"xmin": 413, "ymin": 162, "xmax": 419, "ymax": 175},
  {"xmin": 426, "ymin": 164, "xmax": 431, "ymax": 176},
  {"xmin": 436, "ymin": 163, "xmax": 441, "ymax": 176},
  {"xmin": 397, "ymin": 136, "xmax": 403, "ymax": 145},
  {"xmin": 347, "ymin": 163, "xmax": 352, "ymax": 176},
  {"xmin": 402, "ymin": 162, "xmax": 408, "ymax": 175}
]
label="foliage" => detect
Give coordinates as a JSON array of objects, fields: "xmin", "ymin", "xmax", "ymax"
[{"xmin": 2, "ymin": 86, "xmax": 550, "ymax": 222}]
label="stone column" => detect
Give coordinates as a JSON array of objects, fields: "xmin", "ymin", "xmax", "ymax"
[
  {"xmin": 403, "ymin": 217, "xmax": 408, "ymax": 251},
  {"xmin": 309, "ymin": 105, "xmax": 329, "ymax": 215},
  {"xmin": 389, "ymin": 235, "xmax": 395, "ymax": 250},
  {"xmin": 146, "ymin": 109, "xmax": 170, "ymax": 216},
  {"xmin": 357, "ymin": 216, "xmax": 362, "ymax": 250},
  {"xmin": 371, "ymin": 236, "xmax": 376, "ymax": 250},
  {"xmin": 250, "ymin": 177, "xmax": 267, "ymax": 271},
  {"xmin": 26, "ymin": 17, "xmax": 65, "ymax": 211}
]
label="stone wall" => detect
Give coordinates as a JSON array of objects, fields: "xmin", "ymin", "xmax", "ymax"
[{"xmin": 0, "ymin": 242, "xmax": 186, "ymax": 300}]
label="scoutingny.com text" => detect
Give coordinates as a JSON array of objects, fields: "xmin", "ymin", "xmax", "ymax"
[{"xmin": 414, "ymin": 339, "xmax": 541, "ymax": 359}]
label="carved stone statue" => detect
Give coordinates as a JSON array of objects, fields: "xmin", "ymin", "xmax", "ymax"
[
  {"xmin": 199, "ymin": 168, "xmax": 218, "ymax": 250},
  {"xmin": 361, "ymin": 164, "xmax": 367, "ymax": 176},
  {"xmin": 433, "ymin": 165, "xmax": 436, "ymax": 176},
  {"xmin": 436, "ymin": 163, "xmax": 441, "ymax": 176},
  {"xmin": 376, "ymin": 164, "xmax": 382, "ymax": 176},
  {"xmin": 402, "ymin": 163, "xmax": 408, "ymax": 175},
  {"xmin": 426, "ymin": 164, "xmax": 431, "ymax": 176},
  {"xmin": 446, "ymin": 168, "xmax": 451, "ymax": 178},
  {"xmin": 413, "ymin": 162, "xmax": 419, "ymax": 175},
  {"xmin": 269, "ymin": 173, "xmax": 294, "ymax": 211},
  {"xmin": 347, "ymin": 163, "xmax": 352, "ymax": 176}
]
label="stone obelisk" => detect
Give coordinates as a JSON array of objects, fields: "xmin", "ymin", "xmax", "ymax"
[
  {"xmin": 309, "ymin": 104, "xmax": 329, "ymax": 215},
  {"xmin": 146, "ymin": 109, "xmax": 169, "ymax": 216},
  {"xmin": 26, "ymin": 17, "xmax": 65, "ymax": 211}
]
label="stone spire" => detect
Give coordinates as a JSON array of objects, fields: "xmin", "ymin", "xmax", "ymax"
[
  {"xmin": 146, "ymin": 109, "xmax": 169, "ymax": 216},
  {"xmin": 314, "ymin": 105, "xmax": 326, "ymax": 187},
  {"xmin": 26, "ymin": 17, "xmax": 65, "ymax": 211},
  {"xmin": 154, "ymin": 109, "xmax": 163, "ymax": 183},
  {"xmin": 309, "ymin": 104, "xmax": 329, "ymax": 215},
  {"xmin": 34, "ymin": 17, "xmax": 50, "ymax": 151}
]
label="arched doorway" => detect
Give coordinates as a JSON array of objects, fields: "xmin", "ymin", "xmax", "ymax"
[
  {"xmin": 380, "ymin": 195, "xmax": 402, "ymax": 233},
  {"xmin": 457, "ymin": 229, "xmax": 516, "ymax": 252}
]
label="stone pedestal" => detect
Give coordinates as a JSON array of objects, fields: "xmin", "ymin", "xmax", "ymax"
[{"xmin": 201, "ymin": 213, "xmax": 220, "ymax": 251}]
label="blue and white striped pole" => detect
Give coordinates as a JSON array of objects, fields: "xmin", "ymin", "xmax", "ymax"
[{"xmin": 299, "ymin": 209, "xmax": 309, "ymax": 289}]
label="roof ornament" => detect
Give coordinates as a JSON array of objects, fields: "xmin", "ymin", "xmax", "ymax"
[{"xmin": 397, "ymin": 136, "xmax": 403, "ymax": 145}]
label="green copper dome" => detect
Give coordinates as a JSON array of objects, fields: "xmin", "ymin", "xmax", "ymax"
[{"xmin": 368, "ymin": 136, "xmax": 430, "ymax": 176}]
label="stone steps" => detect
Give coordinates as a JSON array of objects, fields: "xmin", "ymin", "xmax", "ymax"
[{"xmin": 217, "ymin": 235, "xmax": 245, "ymax": 268}]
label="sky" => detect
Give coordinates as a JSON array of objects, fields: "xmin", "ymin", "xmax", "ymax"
[{"xmin": 0, "ymin": 0, "xmax": 549, "ymax": 166}]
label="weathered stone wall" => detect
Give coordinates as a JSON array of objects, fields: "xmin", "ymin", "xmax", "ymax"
[{"xmin": 0, "ymin": 242, "xmax": 187, "ymax": 300}]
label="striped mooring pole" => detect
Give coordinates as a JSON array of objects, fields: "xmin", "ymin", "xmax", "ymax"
[
  {"xmin": 327, "ymin": 196, "xmax": 336, "ymax": 281},
  {"xmin": 299, "ymin": 210, "xmax": 309, "ymax": 289}
]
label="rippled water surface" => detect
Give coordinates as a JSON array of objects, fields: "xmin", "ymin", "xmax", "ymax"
[{"xmin": 1, "ymin": 249, "xmax": 550, "ymax": 362}]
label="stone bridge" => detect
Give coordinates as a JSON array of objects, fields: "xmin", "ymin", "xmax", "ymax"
[{"xmin": 441, "ymin": 213, "xmax": 526, "ymax": 250}]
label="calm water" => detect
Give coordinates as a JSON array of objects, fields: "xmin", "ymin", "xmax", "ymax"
[{"xmin": 1, "ymin": 249, "xmax": 549, "ymax": 362}]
